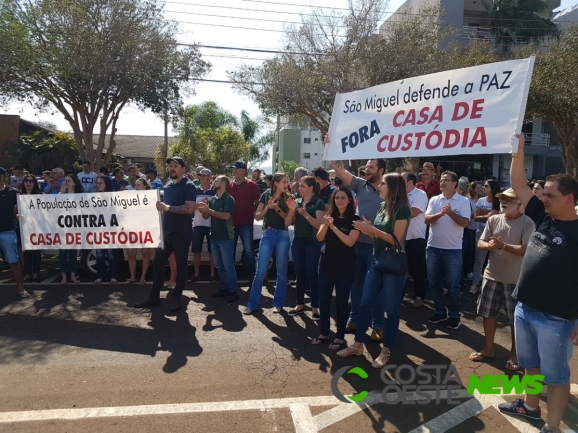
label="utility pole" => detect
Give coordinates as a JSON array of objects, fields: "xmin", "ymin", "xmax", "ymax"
[{"xmin": 163, "ymin": 112, "xmax": 169, "ymax": 178}]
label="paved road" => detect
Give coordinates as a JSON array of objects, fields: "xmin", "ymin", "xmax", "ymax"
[{"xmin": 0, "ymin": 270, "xmax": 577, "ymax": 432}]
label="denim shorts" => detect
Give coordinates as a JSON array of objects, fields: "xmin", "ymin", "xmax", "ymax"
[
  {"xmin": 515, "ymin": 303, "xmax": 578, "ymax": 385},
  {"xmin": 191, "ymin": 226, "xmax": 211, "ymax": 253},
  {"xmin": 0, "ymin": 230, "xmax": 20, "ymax": 264}
]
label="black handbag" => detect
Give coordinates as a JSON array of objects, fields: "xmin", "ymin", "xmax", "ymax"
[
  {"xmin": 373, "ymin": 208, "xmax": 409, "ymax": 276},
  {"xmin": 374, "ymin": 233, "xmax": 408, "ymax": 276}
]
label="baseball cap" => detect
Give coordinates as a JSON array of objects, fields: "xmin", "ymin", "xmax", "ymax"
[
  {"xmin": 166, "ymin": 157, "xmax": 186, "ymax": 167},
  {"xmin": 199, "ymin": 168, "xmax": 212, "ymax": 176},
  {"xmin": 496, "ymin": 188, "xmax": 517, "ymax": 199},
  {"xmin": 229, "ymin": 161, "xmax": 247, "ymax": 170},
  {"xmin": 422, "ymin": 162, "xmax": 435, "ymax": 170},
  {"xmin": 0, "ymin": 167, "xmax": 7, "ymax": 176},
  {"xmin": 195, "ymin": 165, "xmax": 205, "ymax": 173}
]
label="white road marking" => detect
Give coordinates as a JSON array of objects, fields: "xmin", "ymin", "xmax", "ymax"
[
  {"xmin": 40, "ymin": 273, "xmax": 61, "ymax": 284},
  {"xmin": 289, "ymin": 403, "xmax": 316, "ymax": 433}
]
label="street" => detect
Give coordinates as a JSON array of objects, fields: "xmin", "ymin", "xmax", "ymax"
[{"xmin": 0, "ymin": 264, "xmax": 577, "ymax": 433}]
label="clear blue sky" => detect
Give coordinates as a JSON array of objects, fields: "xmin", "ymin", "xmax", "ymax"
[{"xmin": 2, "ymin": 0, "xmax": 575, "ymax": 168}]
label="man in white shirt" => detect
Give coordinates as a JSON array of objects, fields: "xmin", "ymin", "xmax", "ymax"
[
  {"xmin": 78, "ymin": 161, "xmax": 98, "ymax": 193},
  {"xmin": 190, "ymin": 168, "xmax": 216, "ymax": 283},
  {"xmin": 402, "ymin": 170, "xmax": 429, "ymax": 308},
  {"xmin": 425, "ymin": 171, "xmax": 471, "ymax": 329}
]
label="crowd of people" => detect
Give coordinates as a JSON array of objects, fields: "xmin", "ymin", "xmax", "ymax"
[{"xmin": 1, "ymin": 133, "xmax": 578, "ymax": 433}]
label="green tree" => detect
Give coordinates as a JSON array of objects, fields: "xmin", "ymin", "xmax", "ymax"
[
  {"xmin": 0, "ymin": 0, "xmax": 210, "ymax": 169},
  {"xmin": 526, "ymin": 26, "xmax": 578, "ymax": 175},
  {"xmin": 175, "ymin": 101, "xmax": 239, "ymax": 145},
  {"xmin": 281, "ymin": 161, "xmax": 300, "ymax": 179},
  {"xmin": 190, "ymin": 127, "xmax": 251, "ymax": 175},
  {"xmin": 240, "ymin": 110, "xmax": 276, "ymax": 167},
  {"xmin": 15, "ymin": 131, "xmax": 79, "ymax": 174}
]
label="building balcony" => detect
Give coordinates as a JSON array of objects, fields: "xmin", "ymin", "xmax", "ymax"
[{"xmin": 522, "ymin": 133, "xmax": 561, "ymax": 157}]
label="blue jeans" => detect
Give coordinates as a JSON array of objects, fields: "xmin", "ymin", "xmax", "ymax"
[
  {"xmin": 247, "ymin": 228, "xmax": 290, "ymax": 309},
  {"xmin": 515, "ymin": 303, "xmax": 577, "ymax": 385},
  {"xmin": 349, "ymin": 242, "xmax": 385, "ymax": 329},
  {"xmin": 291, "ymin": 237, "xmax": 322, "ymax": 308},
  {"xmin": 212, "ymin": 239, "xmax": 237, "ymax": 293},
  {"xmin": 354, "ymin": 266, "xmax": 406, "ymax": 347},
  {"xmin": 59, "ymin": 250, "xmax": 77, "ymax": 274},
  {"xmin": 234, "ymin": 225, "xmax": 255, "ymax": 280},
  {"xmin": 96, "ymin": 249, "xmax": 118, "ymax": 280},
  {"xmin": 426, "ymin": 247, "xmax": 463, "ymax": 318},
  {"xmin": 318, "ymin": 268, "xmax": 356, "ymax": 340}
]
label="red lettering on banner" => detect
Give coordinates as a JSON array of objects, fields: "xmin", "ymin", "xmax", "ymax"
[
  {"xmin": 375, "ymin": 127, "xmax": 487, "ymax": 154},
  {"xmin": 30, "ymin": 233, "xmax": 62, "ymax": 246}
]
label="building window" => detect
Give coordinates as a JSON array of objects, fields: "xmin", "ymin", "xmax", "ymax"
[
  {"xmin": 315, "ymin": 137, "xmax": 318, "ymax": 141},
  {"xmin": 303, "ymin": 138, "xmax": 311, "ymax": 144},
  {"xmin": 303, "ymin": 153, "xmax": 311, "ymax": 159}
]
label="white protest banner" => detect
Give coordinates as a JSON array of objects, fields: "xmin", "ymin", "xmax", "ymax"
[
  {"xmin": 323, "ymin": 57, "xmax": 535, "ymax": 161},
  {"xmin": 18, "ymin": 190, "xmax": 163, "ymax": 250}
]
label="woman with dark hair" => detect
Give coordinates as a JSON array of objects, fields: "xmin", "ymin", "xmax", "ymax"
[
  {"xmin": 286, "ymin": 175, "xmax": 325, "ymax": 319},
  {"xmin": 244, "ymin": 173, "xmax": 295, "ymax": 315},
  {"xmin": 94, "ymin": 174, "xmax": 118, "ymax": 284},
  {"xmin": 311, "ymin": 186, "xmax": 360, "ymax": 349},
  {"xmin": 20, "ymin": 175, "xmax": 42, "ymax": 281},
  {"xmin": 126, "ymin": 178, "xmax": 152, "ymax": 284},
  {"xmin": 532, "ymin": 180, "xmax": 545, "ymax": 199},
  {"xmin": 470, "ymin": 179, "xmax": 501, "ymax": 294},
  {"xmin": 59, "ymin": 174, "xmax": 84, "ymax": 284},
  {"xmin": 463, "ymin": 181, "xmax": 482, "ymax": 279},
  {"xmin": 338, "ymin": 173, "xmax": 410, "ymax": 368}
]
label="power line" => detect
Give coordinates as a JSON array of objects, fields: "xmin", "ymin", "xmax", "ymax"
[{"xmin": 165, "ymin": 9, "xmax": 302, "ymax": 25}]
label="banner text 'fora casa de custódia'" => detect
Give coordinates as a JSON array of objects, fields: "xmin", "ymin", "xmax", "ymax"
[
  {"xmin": 323, "ymin": 57, "xmax": 535, "ymax": 161},
  {"xmin": 18, "ymin": 190, "xmax": 164, "ymax": 250}
]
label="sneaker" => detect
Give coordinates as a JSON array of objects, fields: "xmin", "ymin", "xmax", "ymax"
[
  {"xmin": 273, "ymin": 306, "xmax": 283, "ymax": 313},
  {"xmin": 211, "ymin": 289, "xmax": 229, "ymax": 298},
  {"xmin": 94, "ymin": 278, "xmax": 103, "ymax": 284},
  {"xmin": 187, "ymin": 276, "xmax": 200, "ymax": 283},
  {"xmin": 428, "ymin": 313, "xmax": 448, "ymax": 323},
  {"xmin": 370, "ymin": 328, "xmax": 384, "ymax": 343},
  {"xmin": 447, "ymin": 317, "xmax": 461, "ymax": 329},
  {"xmin": 164, "ymin": 281, "xmax": 176, "ymax": 289},
  {"xmin": 466, "ymin": 272, "xmax": 473, "ymax": 279},
  {"xmin": 311, "ymin": 312, "xmax": 320, "ymax": 321},
  {"xmin": 412, "ymin": 297, "xmax": 424, "ymax": 308},
  {"xmin": 242, "ymin": 307, "xmax": 254, "ymax": 315},
  {"xmin": 169, "ymin": 294, "xmax": 181, "ymax": 312},
  {"xmin": 18, "ymin": 290, "xmax": 30, "ymax": 298},
  {"xmin": 110, "ymin": 279, "xmax": 118, "ymax": 284},
  {"xmin": 498, "ymin": 398, "xmax": 541, "ymax": 420},
  {"xmin": 469, "ymin": 285, "xmax": 480, "ymax": 295},
  {"xmin": 133, "ymin": 295, "xmax": 161, "ymax": 308},
  {"xmin": 288, "ymin": 308, "xmax": 305, "ymax": 316},
  {"xmin": 539, "ymin": 427, "xmax": 561, "ymax": 433},
  {"xmin": 227, "ymin": 292, "xmax": 239, "ymax": 303}
]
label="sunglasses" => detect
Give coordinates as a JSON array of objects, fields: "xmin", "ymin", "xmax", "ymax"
[{"xmin": 23, "ymin": 179, "xmax": 35, "ymax": 183}]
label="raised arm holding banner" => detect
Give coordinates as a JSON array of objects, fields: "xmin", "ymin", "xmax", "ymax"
[{"xmin": 323, "ymin": 57, "xmax": 535, "ymax": 161}]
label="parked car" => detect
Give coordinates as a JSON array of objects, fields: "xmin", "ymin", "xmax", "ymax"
[{"xmin": 77, "ymin": 220, "xmax": 295, "ymax": 278}]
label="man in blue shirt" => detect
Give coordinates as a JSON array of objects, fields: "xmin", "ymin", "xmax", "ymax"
[
  {"xmin": 134, "ymin": 157, "xmax": 197, "ymax": 312},
  {"xmin": 146, "ymin": 169, "xmax": 164, "ymax": 190}
]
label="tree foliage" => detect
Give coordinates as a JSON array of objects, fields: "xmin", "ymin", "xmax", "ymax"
[
  {"xmin": 228, "ymin": 1, "xmax": 497, "ymax": 136},
  {"xmin": 0, "ymin": 0, "xmax": 210, "ymax": 169},
  {"xmin": 240, "ymin": 110, "xmax": 276, "ymax": 167},
  {"xmin": 280, "ymin": 161, "xmax": 300, "ymax": 179},
  {"xmin": 14, "ymin": 131, "xmax": 79, "ymax": 174},
  {"xmin": 526, "ymin": 25, "xmax": 578, "ymax": 175},
  {"xmin": 187, "ymin": 127, "xmax": 251, "ymax": 175}
]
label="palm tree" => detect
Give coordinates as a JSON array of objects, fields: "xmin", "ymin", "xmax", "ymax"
[
  {"xmin": 482, "ymin": 0, "xmax": 559, "ymax": 45},
  {"xmin": 239, "ymin": 110, "xmax": 276, "ymax": 167}
]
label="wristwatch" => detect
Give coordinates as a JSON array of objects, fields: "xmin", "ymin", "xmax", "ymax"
[{"xmin": 499, "ymin": 242, "xmax": 507, "ymax": 250}]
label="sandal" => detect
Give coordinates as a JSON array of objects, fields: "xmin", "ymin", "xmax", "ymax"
[
  {"xmin": 505, "ymin": 360, "xmax": 521, "ymax": 371},
  {"xmin": 125, "ymin": 278, "xmax": 138, "ymax": 285},
  {"xmin": 371, "ymin": 349, "xmax": 391, "ymax": 369},
  {"xmin": 19, "ymin": 290, "xmax": 30, "ymax": 298},
  {"xmin": 329, "ymin": 339, "xmax": 345, "ymax": 350},
  {"xmin": 337, "ymin": 346, "xmax": 364, "ymax": 357},
  {"xmin": 23, "ymin": 274, "xmax": 32, "ymax": 281},
  {"xmin": 70, "ymin": 276, "xmax": 80, "ymax": 284},
  {"xmin": 469, "ymin": 352, "xmax": 494, "ymax": 362},
  {"xmin": 60, "ymin": 276, "xmax": 67, "ymax": 285},
  {"xmin": 311, "ymin": 335, "xmax": 329, "ymax": 345},
  {"xmin": 139, "ymin": 279, "xmax": 146, "ymax": 286}
]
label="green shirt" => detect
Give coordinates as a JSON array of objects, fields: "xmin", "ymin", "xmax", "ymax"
[
  {"xmin": 294, "ymin": 196, "xmax": 325, "ymax": 238},
  {"xmin": 373, "ymin": 203, "xmax": 411, "ymax": 255},
  {"xmin": 208, "ymin": 192, "xmax": 235, "ymax": 240},
  {"xmin": 259, "ymin": 190, "xmax": 289, "ymax": 231}
]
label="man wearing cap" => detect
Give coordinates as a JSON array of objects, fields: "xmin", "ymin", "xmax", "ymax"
[
  {"xmin": 190, "ymin": 168, "xmax": 216, "ymax": 283},
  {"xmin": 469, "ymin": 188, "xmax": 534, "ymax": 371},
  {"xmin": 10, "ymin": 164, "xmax": 24, "ymax": 189},
  {"xmin": 416, "ymin": 162, "xmax": 441, "ymax": 199},
  {"xmin": 134, "ymin": 157, "xmax": 197, "ymax": 312},
  {"xmin": 146, "ymin": 169, "xmax": 164, "ymax": 190},
  {"xmin": 44, "ymin": 168, "xmax": 65, "ymax": 194},
  {"xmin": 0, "ymin": 167, "xmax": 29, "ymax": 298},
  {"xmin": 194, "ymin": 166, "xmax": 205, "ymax": 186},
  {"xmin": 498, "ymin": 135, "xmax": 578, "ymax": 433},
  {"xmin": 228, "ymin": 160, "xmax": 260, "ymax": 282}
]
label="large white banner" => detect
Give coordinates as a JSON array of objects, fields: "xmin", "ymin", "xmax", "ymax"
[
  {"xmin": 323, "ymin": 57, "xmax": 535, "ymax": 161},
  {"xmin": 18, "ymin": 190, "xmax": 163, "ymax": 250}
]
